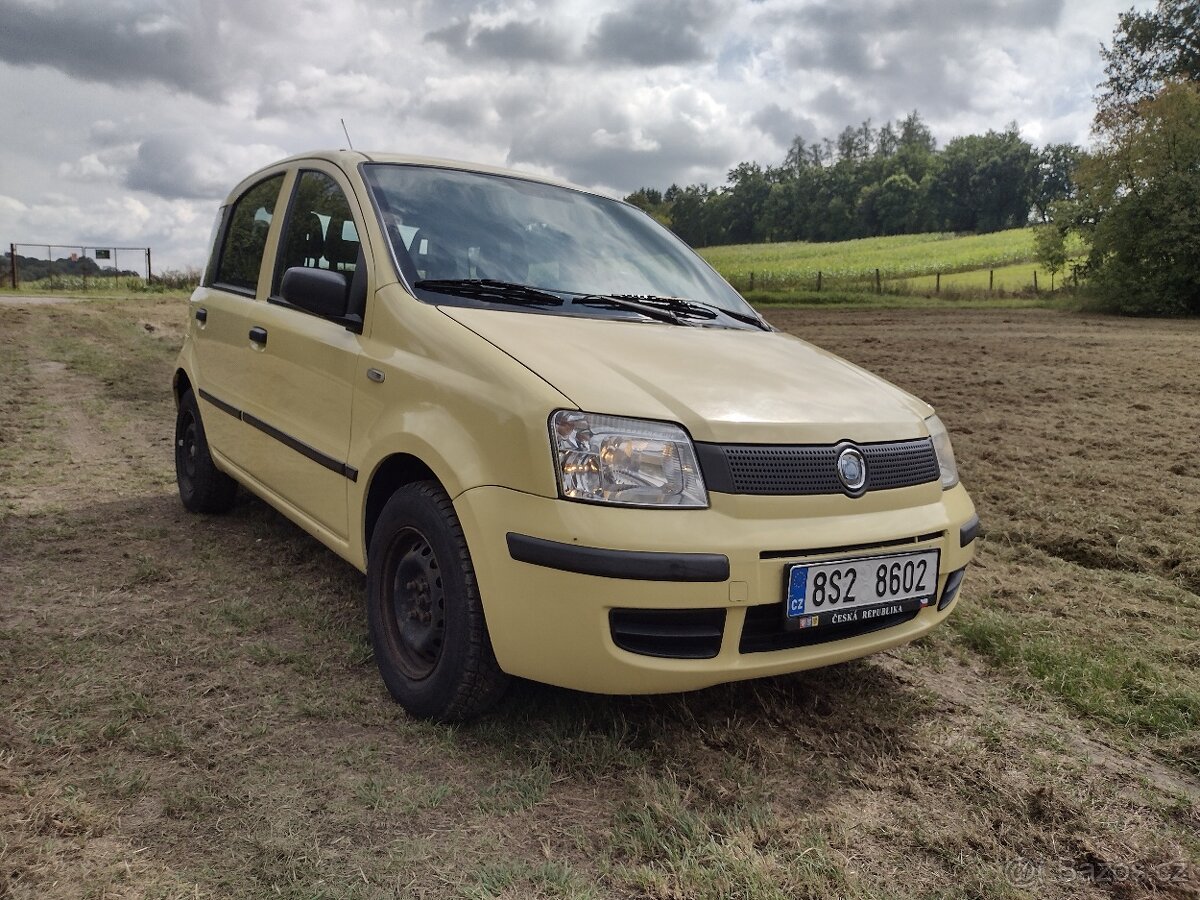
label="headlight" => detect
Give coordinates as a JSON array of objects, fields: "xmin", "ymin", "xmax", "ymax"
[
  {"xmin": 926, "ymin": 414, "xmax": 959, "ymax": 490},
  {"xmin": 550, "ymin": 410, "xmax": 708, "ymax": 508}
]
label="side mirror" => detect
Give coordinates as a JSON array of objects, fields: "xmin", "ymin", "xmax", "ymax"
[{"xmin": 280, "ymin": 267, "xmax": 348, "ymax": 318}]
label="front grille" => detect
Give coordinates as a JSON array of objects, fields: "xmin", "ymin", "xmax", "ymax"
[
  {"xmin": 696, "ymin": 438, "xmax": 939, "ymax": 496},
  {"xmin": 610, "ymin": 608, "xmax": 726, "ymax": 659},
  {"xmin": 738, "ymin": 601, "xmax": 919, "ymax": 653}
]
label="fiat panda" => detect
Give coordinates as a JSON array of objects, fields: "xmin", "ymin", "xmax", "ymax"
[{"xmin": 173, "ymin": 150, "xmax": 978, "ymax": 721}]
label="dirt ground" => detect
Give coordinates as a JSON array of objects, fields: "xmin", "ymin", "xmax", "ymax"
[{"xmin": 1, "ymin": 297, "xmax": 1197, "ymax": 899}]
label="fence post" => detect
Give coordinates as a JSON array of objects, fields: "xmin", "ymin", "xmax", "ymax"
[
  {"xmin": 146, "ymin": 248, "xmax": 152, "ymax": 282},
  {"xmin": 749, "ymin": 271, "xmax": 754, "ymax": 291},
  {"xmin": 816, "ymin": 270, "xmax": 822, "ymax": 292},
  {"xmin": 1033, "ymin": 270, "xmax": 1039, "ymax": 293},
  {"xmin": 935, "ymin": 272, "xmax": 940, "ymax": 293},
  {"xmin": 989, "ymin": 269, "xmax": 994, "ymax": 292},
  {"xmin": 8, "ymin": 243, "xmax": 15, "ymax": 289},
  {"xmin": 875, "ymin": 268, "xmax": 881, "ymax": 294}
]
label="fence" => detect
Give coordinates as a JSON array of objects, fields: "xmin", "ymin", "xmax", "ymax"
[
  {"xmin": 728, "ymin": 264, "xmax": 1083, "ymax": 297},
  {"xmin": 6, "ymin": 243, "xmax": 152, "ymax": 290}
]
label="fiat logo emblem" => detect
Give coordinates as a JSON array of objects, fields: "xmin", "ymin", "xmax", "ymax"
[{"xmin": 836, "ymin": 446, "xmax": 867, "ymax": 495}]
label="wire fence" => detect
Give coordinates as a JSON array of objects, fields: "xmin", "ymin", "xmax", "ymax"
[
  {"xmin": 5, "ymin": 242, "xmax": 153, "ymax": 291},
  {"xmin": 725, "ymin": 262, "xmax": 1085, "ymax": 297}
]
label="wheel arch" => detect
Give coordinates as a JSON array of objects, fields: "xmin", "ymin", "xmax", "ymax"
[
  {"xmin": 363, "ymin": 453, "xmax": 443, "ymax": 554},
  {"xmin": 172, "ymin": 368, "xmax": 192, "ymax": 408}
]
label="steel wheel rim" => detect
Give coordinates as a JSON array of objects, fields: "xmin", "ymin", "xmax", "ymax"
[{"xmin": 385, "ymin": 526, "xmax": 446, "ymax": 680}]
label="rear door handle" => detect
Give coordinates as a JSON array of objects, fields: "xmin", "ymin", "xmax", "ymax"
[
  {"xmin": 195, "ymin": 307, "xmax": 207, "ymax": 323},
  {"xmin": 249, "ymin": 326, "xmax": 268, "ymax": 346}
]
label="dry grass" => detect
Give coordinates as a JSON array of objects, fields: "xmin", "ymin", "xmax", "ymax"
[{"xmin": 0, "ymin": 297, "xmax": 1197, "ymax": 899}]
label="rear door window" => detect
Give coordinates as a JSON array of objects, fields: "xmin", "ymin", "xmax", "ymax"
[{"xmin": 214, "ymin": 175, "xmax": 285, "ymax": 294}]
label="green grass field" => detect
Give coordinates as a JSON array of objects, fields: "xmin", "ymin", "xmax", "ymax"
[{"xmin": 699, "ymin": 228, "xmax": 1085, "ymax": 296}]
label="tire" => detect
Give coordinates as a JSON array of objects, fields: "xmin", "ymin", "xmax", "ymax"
[
  {"xmin": 367, "ymin": 481, "xmax": 509, "ymax": 721},
  {"xmin": 175, "ymin": 389, "xmax": 237, "ymax": 514}
]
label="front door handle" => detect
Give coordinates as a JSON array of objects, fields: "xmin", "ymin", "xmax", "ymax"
[
  {"xmin": 195, "ymin": 307, "xmax": 207, "ymax": 324},
  {"xmin": 249, "ymin": 326, "xmax": 268, "ymax": 346}
]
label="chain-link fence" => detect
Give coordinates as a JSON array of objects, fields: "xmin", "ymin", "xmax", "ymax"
[{"xmin": 5, "ymin": 243, "xmax": 152, "ymax": 291}]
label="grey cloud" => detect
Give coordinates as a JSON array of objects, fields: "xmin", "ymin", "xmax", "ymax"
[
  {"xmin": 0, "ymin": 1, "xmax": 223, "ymax": 97},
  {"xmin": 876, "ymin": 0, "xmax": 1065, "ymax": 32},
  {"xmin": 427, "ymin": 19, "xmax": 570, "ymax": 63},
  {"xmin": 126, "ymin": 136, "xmax": 222, "ymax": 199},
  {"xmin": 750, "ymin": 104, "xmax": 818, "ymax": 148},
  {"xmin": 810, "ymin": 86, "xmax": 869, "ymax": 126},
  {"xmin": 124, "ymin": 134, "xmax": 284, "ymax": 200},
  {"xmin": 427, "ymin": 20, "xmax": 471, "ymax": 51},
  {"xmin": 507, "ymin": 98, "xmax": 737, "ymax": 192},
  {"xmin": 585, "ymin": 0, "xmax": 722, "ymax": 66},
  {"xmin": 774, "ymin": 0, "xmax": 1061, "ymax": 121}
]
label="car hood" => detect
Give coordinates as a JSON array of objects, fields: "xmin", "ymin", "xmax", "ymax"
[{"xmin": 440, "ymin": 308, "xmax": 934, "ymax": 444}]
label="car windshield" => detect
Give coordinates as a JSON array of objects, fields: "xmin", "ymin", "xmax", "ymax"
[{"xmin": 361, "ymin": 164, "xmax": 754, "ymax": 320}]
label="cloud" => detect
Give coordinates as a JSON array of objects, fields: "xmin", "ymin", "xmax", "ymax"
[
  {"xmin": 125, "ymin": 135, "xmax": 288, "ymax": 200},
  {"xmin": 585, "ymin": 0, "xmax": 724, "ymax": 66},
  {"xmin": 507, "ymin": 83, "xmax": 748, "ymax": 191},
  {"xmin": 428, "ymin": 17, "xmax": 571, "ymax": 63},
  {"xmin": 750, "ymin": 103, "xmax": 818, "ymax": 148},
  {"xmin": 0, "ymin": 0, "xmax": 223, "ymax": 97}
]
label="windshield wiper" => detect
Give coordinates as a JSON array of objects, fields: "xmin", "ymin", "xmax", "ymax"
[
  {"xmin": 571, "ymin": 294, "xmax": 695, "ymax": 327},
  {"xmin": 414, "ymin": 279, "xmax": 564, "ymax": 307},
  {"xmin": 610, "ymin": 294, "xmax": 771, "ymax": 331}
]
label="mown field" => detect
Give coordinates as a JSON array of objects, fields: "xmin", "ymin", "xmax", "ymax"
[
  {"xmin": 699, "ymin": 228, "xmax": 1085, "ymax": 296},
  {"xmin": 1, "ymin": 296, "xmax": 1197, "ymax": 899}
]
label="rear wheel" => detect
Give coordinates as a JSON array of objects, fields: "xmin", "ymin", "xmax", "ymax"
[
  {"xmin": 367, "ymin": 481, "xmax": 509, "ymax": 721},
  {"xmin": 175, "ymin": 389, "xmax": 237, "ymax": 514}
]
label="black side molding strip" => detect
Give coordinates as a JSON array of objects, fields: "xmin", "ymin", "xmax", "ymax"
[
  {"xmin": 199, "ymin": 387, "xmax": 239, "ymax": 419},
  {"xmin": 197, "ymin": 388, "xmax": 358, "ymax": 482},
  {"xmin": 960, "ymin": 514, "xmax": 980, "ymax": 547},
  {"xmin": 506, "ymin": 533, "xmax": 729, "ymax": 582}
]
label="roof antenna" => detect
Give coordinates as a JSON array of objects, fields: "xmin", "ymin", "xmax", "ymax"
[{"xmin": 340, "ymin": 118, "xmax": 355, "ymax": 150}]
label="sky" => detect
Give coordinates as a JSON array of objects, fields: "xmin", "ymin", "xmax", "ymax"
[{"xmin": 0, "ymin": 0, "xmax": 1150, "ymax": 271}]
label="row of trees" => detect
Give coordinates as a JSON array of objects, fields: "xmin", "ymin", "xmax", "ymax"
[{"xmin": 626, "ymin": 112, "xmax": 1081, "ymax": 248}]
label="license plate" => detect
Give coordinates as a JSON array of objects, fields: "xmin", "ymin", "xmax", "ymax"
[{"xmin": 785, "ymin": 549, "xmax": 940, "ymax": 630}]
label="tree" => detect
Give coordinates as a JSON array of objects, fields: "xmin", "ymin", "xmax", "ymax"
[
  {"xmin": 722, "ymin": 162, "xmax": 773, "ymax": 243},
  {"xmin": 1099, "ymin": 0, "xmax": 1199, "ymax": 116},
  {"xmin": 1076, "ymin": 82, "xmax": 1200, "ymax": 314},
  {"xmin": 928, "ymin": 127, "xmax": 1037, "ymax": 232},
  {"xmin": 1033, "ymin": 222, "xmax": 1068, "ymax": 288},
  {"xmin": 625, "ymin": 187, "xmax": 672, "ymax": 226},
  {"xmin": 875, "ymin": 173, "xmax": 923, "ymax": 234},
  {"xmin": 1032, "ymin": 143, "xmax": 1083, "ymax": 222},
  {"xmin": 1057, "ymin": 1, "xmax": 1200, "ymax": 314}
]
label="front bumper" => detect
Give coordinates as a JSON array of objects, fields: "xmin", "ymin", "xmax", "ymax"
[{"xmin": 454, "ymin": 482, "xmax": 978, "ymax": 694}]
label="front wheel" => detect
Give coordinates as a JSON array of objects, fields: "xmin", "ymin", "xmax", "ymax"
[{"xmin": 366, "ymin": 481, "xmax": 509, "ymax": 721}]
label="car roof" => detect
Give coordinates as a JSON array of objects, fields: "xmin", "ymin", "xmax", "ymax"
[{"xmin": 242, "ymin": 149, "xmax": 594, "ymax": 198}]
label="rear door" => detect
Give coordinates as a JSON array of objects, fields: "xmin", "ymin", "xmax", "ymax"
[{"xmin": 188, "ymin": 173, "xmax": 287, "ymax": 472}]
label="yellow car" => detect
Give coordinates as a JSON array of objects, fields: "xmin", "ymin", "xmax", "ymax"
[{"xmin": 173, "ymin": 150, "xmax": 978, "ymax": 721}]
